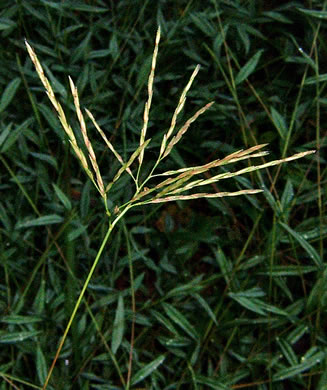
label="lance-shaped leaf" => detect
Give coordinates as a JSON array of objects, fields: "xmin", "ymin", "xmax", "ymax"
[
  {"xmin": 0, "ymin": 78, "xmax": 21, "ymax": 113},
  {"xmin": 131, "ymin": 354, "xmax": 166, "ymax": 385},
  {"xmin": 111, "ymin": 294, "xmax": 125, "ymax": 354},
  {"xmin": 273, "ymin": 349, "xmax": 326, "ymax": 381},
  {"xmin": 106, "ymin": 139, "xmax": 151, "ymax": 193},
  {"xmin": 235, "ymin": 49, "xmax": 264, "ymax": 85},
  {"xmin": 162, "ymin": 302, "xmax": 198, "ymax": 340}
]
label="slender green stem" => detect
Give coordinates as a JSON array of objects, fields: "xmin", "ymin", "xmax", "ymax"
[
  {"xmin": 42, "ymin": 204, "xmax": 133, "ymax": 389},
  {"xmin": 122, "ymin": 222, "xmax": 136, "ymax": 389}
]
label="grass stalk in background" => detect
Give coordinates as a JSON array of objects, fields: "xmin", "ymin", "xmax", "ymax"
[{"xmin": 25, "ymin": 26, "xmax": 315, "ymax": 389}]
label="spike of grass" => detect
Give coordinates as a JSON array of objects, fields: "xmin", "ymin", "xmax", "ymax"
[
  {"xmin": 69, "ymin": 76, "xmax": 105, "ymax": 198},
  {"xmin": 138, "ymin": 26, "xmax": 161, "ymax": 168},
  {"xmin": 159, "ymin": 64, "xmax": 201, "ymax": 158},
  {"xmin": 162, "ymin": 101, "xmax": 215, "ymax": 159},
  {"xmin": 25, "ymin": 40, "xmax": 94, "ymax": 187},
  {"xmin": 143, "ymin": 188, "xmax": 264, "ymax": 204}
]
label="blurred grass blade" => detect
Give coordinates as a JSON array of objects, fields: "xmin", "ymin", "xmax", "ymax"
[
  {"xmin": 273, "ymin": 350, "xmax": 325, "ymax": 380},
  {"xmin": 166, "ymin": 276, "xmax": 204, "ymax": 298},
  {"xmin": 297, "ymin": 8, "xmax": 327, "ymax": 19},
  {"xmin": 1, "ymin": 315, "xmax": 42, "ymax": 324},
  {"xmin": 36, "ymin": 345, "xmax": 48, "ymax": 385},
  {"xmin": 131, "ymin": 354, "xmax": 166, "ymax": 385},
  {"xmin": 0, "ymin": 123, "xmax": 12, "ymax": 150},
  {"xmin": 150, "ymin": 310, "xmax": 179, "ymax": 334},
  {"xmin": 30, "ymin": 152, "xmax": 58, "ymax": 169},
  {"xmin": 279, "ymin": 222, "xmax": 322, "ymax": 268},
  {"xmin": 195, "ymin": 375, "xmax": 230, "ymax": 390},
  {"xmin": 52, "ymin": 184, "xmax": 72, "ymax": 210},
  {"xmin": 162, "ymin": 302, "xmax": 198, "ymax": 339},
  {"xmin": 304, "ymin": 73, "xmax": 327, "ymax": 84},
  {"xmin": 228, "ymin": 295, "xmax": 265, "ymax": 315},
  {"xmin": 280, "ymin": 179, "xmax": 294, "ymax": 220},
  {"xmin": 0, "ymin": 78, "xmax": 21, "ymax": 113},
  {"xmin": 111, "ymin": 294, "xmax": 125, "ymax": 354},
  {"xmin": 287, "ymin": 324, "xmax": 309, "ymax": 344},
  {"xmin": 271, "ymin": 107, "xmax": 287, "ymax": 140},
  {"xmin": 16, "ymin": 214, "xmax": 63, "ymax": 228},
  {"xmin": 190, "ymin": 13, "xmax": 216, "ymax": 36},
  {"xmin": 260, "ymin": 265, "xmax": 316, "ymax": 276},
  {"xmin": 69, "ymin": 4, "xmax": 108, "ymax": 12},
  {"xmin": 193, "ymin": 294, "xmax": 218, "ymax": 325},
  {"xmin": 0, "ymin": 330, "xmax": 41, "ymax": 343},
  {"xmin": 0, "ymin": 18, "xmax": 16, "ymax": 30},
  {"xmin": 235, "ymin": 50, "xmax": 263, "ymax": 85},
  {"xmin": 215, "ymin": 247, "xmax": 232, "ymax": 284},
  {"xmin": 277, "ymin": 338, "xmax": 298, "ymax": 366}
]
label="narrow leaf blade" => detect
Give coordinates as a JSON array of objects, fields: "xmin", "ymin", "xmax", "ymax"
[
  {"xmin": 0, "ymin": 78, "xmax": 21, "ymax": 113},
  {"xmin": 279, "ymin": 222, "xmax": 322, "ymax": 268},
  {"xmin": 17, "ymin": 215, "xmax": 63, "ymax": 228},
  {"xmin": 235, "ymin": 50, "xmax": 264, "ymax": 85},
  {"xmin": 131, "ymin": 355, "xmax": 166, "ymax": 385},
  {"xmin": 52, "ymin": 184, "xmax": 72, "ymax": 210},
  {"xmin": 111, "ymin": 294, "xmax": 125, "ymax": 354},
  {"xmin": 162, "ymin": 302, "xmax": 198, "ymax": 339}
]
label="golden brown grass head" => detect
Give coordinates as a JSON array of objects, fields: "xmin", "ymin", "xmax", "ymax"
[{"xmin": 25, "ymin": 29, "xmax": 315, "ymax": 214}]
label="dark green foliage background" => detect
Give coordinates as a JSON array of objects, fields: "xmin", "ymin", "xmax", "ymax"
[{"xmin": 0, "ymin": 1, "xmax": 326, "ymax": 389}]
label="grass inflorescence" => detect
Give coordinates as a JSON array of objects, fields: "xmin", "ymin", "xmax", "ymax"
[{"xmin": 25, "ymin": 25, "xmax": 315, "ymax": 388}]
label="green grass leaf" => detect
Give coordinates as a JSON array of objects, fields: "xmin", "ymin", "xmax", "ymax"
[
  {"xmin": 16, "ymin": 214, "xmax": 63, "ymax": 228},
  {"xmin": 0, "ymin": 18, "xmax": 16, "ymax": 30},
  {"xmin": 297, "ymin": 8, "xmax": 327, "ymax": 19},
  {"xmin": 279, "ymin": 222, "xmax": 323, "ymax": 268},
  {"xmin": 273, "ymin": 349, "xmax": 325, "ymax": 381},
  {"xmin": 36, "ymin": 345, "xmax": 48, "ymax": 385},
  {"xmin": 1, "ymin": 315, "xmax": 42, "ymax": 324},
  {"xmin": 0, "ymin": 330, "xmax": 41, "ymax": 343},
  {"xmin": 271, "ymin": 106, "xmax": 287, "ymax": 140},
  {"xmin": 162, "ymin": 302, "xmax": 198, "ymax": 340},
  {"xmin": 131, "ymin": 354, "xmax": 166, "ymax": 385},
  {"xmin": 0, "ymin": 78, "xmax": 21, "ymax": 113},
  {"xmin": 235, "ymin": 50, "xmax": 263, "ymax": 85},
  {"xmin": 53, "ymin": 184, "xmax": 72, "ymax": 210},
  {"xmin": 111, "ymin": 294, "xmax": 124, "ymax": 354}
]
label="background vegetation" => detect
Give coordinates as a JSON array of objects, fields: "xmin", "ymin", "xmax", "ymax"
[{"xmin": 0, "ymin": 1, "xmax": 326, "ymax": 389}]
